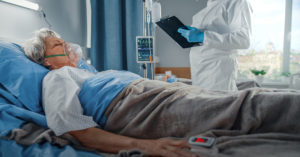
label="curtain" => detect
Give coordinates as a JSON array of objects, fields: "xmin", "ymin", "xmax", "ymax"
[{"xmin": 90, "ymin": 0, "xmax": 143, "ymax": 74}]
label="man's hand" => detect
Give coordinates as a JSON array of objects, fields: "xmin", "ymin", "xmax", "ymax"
[
  {"xmin": 135, "ymin": 138, "xmax": 197, "ymax": 157},
  {"xmin": 69, "ymin": 128, "xmax": 197, "ymax": 157}
]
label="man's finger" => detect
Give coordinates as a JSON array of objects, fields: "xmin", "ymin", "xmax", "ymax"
[
  {"xmin": 168, "ymin": 140, "xmax": 191, "ymax": 148},
  {"xmin": 159, "ymin": 147, "xmax": 182, "ymax": 157},
  {"xmin": 165, "ymin": 145, "xmax": 197, "ymax": 157},
  {"xmin": 175, "ymin": 148, "xmax": 198, "ymax": 157}
]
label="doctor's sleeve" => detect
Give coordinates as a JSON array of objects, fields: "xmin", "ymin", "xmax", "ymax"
[
  {"xmin": 203, "ymin": 1, "xmax": 253, "ymax": 50},
  {"xmin": 42, "ymin": 71, "xmax": 98, "ymax": 136}
]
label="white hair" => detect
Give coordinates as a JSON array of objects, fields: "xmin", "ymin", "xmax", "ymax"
[{"xmin": 23, "ymin": 28, "xmax": 61, "ymax": 64}]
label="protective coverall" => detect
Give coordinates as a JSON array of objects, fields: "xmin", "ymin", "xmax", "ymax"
[{"xmin": 190, "ymin": 0, "xmax": 252, "ymax": 91}]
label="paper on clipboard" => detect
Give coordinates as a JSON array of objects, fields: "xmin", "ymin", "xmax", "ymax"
[{"xmin": 156, "ymin": 16, "xmax": 202, "ymax": 48}]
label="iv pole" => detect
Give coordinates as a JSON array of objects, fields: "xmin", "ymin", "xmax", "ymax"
[
  {"xmin": 142, "ymin": 0, "xmax": 147, "ymax": 78},
  {"xmin": 141, "ymin": 0, "xmax": 160, "ymax": 80}
]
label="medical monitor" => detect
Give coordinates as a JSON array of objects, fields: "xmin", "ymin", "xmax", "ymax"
[{"xmin": 136, "ymin": 36, "xmax": 155, "ymax": 63}]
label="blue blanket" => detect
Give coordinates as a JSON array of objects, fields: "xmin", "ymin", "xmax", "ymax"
[
  {"xmin": 0, "ymin": 84, "xmax": 101, "ymax": 157},
  {"xmin": 79, "ymin": 70, "xmax": 141, "ymax": 128}
]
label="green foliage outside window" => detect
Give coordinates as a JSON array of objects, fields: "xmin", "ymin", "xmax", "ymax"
[
  {"xmin": 281, "ymin": 72, "xmax": 291, "ymax": 77},
  {"xmin": 250, "ymin": 69, "xmax": 267, "ymax": 76}
]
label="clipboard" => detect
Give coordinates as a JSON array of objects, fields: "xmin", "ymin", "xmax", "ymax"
[{"xmin": 156, "ymin": 16, "xmax": 202, "ymax": 48}]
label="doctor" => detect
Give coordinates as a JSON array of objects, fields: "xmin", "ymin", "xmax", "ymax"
[{"xmin": 178, "ymin": 0, "xmax": 252, "ymax": 91}]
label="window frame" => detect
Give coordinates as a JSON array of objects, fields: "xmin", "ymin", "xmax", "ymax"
[{"xmin": 282, "ymin": 0, "xmax": 293, "ymax": 74}]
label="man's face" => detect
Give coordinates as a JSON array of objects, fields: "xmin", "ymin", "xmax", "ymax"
[{"xmin": 43, "ymin": 36, "xmax": 77, "ymax": 70}]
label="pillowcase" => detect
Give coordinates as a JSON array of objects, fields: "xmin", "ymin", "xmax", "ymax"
[{"xmin": 0, "ymin": 41, "xmax": 49, "ymax": 113}]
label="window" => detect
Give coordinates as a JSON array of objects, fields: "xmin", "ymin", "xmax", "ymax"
[{"xmin": 237, "ymin": 0, "xmax": 299, "ymax": 83}]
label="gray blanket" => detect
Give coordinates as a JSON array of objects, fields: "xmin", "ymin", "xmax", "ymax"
[
  {"xmin": 4, "ymin": 79, "xmax": 300, "ymax": 157},
  {"xmin": 104, "ymin": 79, "xmax": 300, "ymax": 156},
  {"xmin": 177, "ymin": 78, "xmax": 261, "ymax": 90}
]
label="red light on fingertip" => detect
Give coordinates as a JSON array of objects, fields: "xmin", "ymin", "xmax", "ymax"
[{"xmin": 195, "ymin": 138, "xmax": 205, "ymax": 143}]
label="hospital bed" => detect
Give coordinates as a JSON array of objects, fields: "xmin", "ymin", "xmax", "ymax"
[{"xmin": 1, "ymin": 40, "xmax": 300, "ymax": 157}]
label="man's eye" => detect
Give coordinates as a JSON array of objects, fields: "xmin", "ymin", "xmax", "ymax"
[{"xmin": 54, "ymin": 43, "xmax": 62, "ymax": 47}]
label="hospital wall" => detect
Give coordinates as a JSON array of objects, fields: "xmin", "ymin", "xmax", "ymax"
[
  {"xmin": 0, "ymin": 0, "xmax": 86, "ymax": 47},
  {"xmin": 155, "ymin": 0, "xmax": 207, "ymax": 68}
]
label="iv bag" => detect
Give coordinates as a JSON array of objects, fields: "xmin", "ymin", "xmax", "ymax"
[
  {"xmin": 152, "ymin": 1, "xmax": 161, "ymax": 22},
  {"xmin": 145, "ymin": 0, "xmax": 153, "ymax": 11}
]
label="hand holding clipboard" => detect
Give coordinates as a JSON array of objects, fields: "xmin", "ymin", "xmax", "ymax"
[{"xmin": 156, "ymin": 16, "xmax": 202, "ymax": 48}]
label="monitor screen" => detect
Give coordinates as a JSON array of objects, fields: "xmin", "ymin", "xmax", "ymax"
[{"xmin": 136, "ymin": 36, "xmax": 154, "ymax": 63}]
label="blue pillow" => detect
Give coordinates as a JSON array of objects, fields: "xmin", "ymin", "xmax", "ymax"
[{"xmin": 0, "ymin": 41, "xmax": 49, "ymax": 113}]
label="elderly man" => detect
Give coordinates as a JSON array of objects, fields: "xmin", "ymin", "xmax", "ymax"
[
  {"xmin": 23, "ymin": 28, "xmax": 300, "ymax": 157},
  {"xmin": 23, "ymin": 28, "xmax": 196, "ymax": 157}
]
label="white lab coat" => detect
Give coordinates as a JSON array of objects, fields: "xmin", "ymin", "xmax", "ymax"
[{"xmin": 190, "ymin": 0, "xmax": 252, "ymax": 91}]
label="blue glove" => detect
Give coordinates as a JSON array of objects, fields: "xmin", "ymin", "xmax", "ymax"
[{"xmin": 177, "ymin": 26, "xmax": 204, "ymax": 43}]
